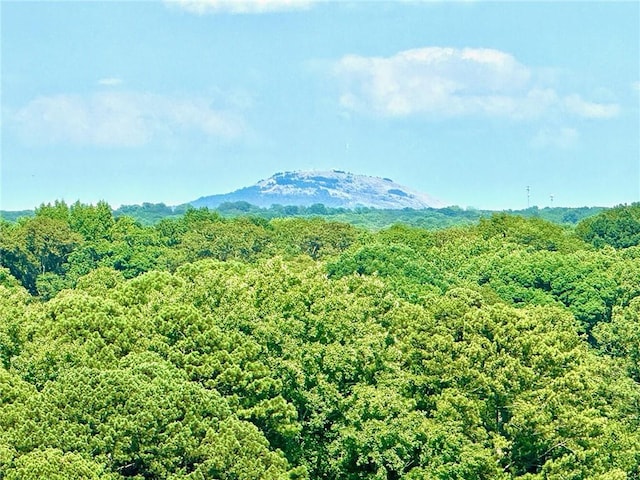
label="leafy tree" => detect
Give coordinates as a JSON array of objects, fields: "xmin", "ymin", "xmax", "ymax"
[
  {"xmin": 594, "ymin": 296, "xmax": 640, "ymax": 382},
  {"xmin": 476, "ymin": 213, "xmax": 582, "ymax": 252},
  {"xmin": 69, "ymin": 201, "xmax": 115, "ymax": 241},
  {"xmin": 98, "ymin": 216, "xmax": 169, "ymax": 278},
  {"xmin": 2, "ymin": 448, "xmax": 118, "ymax": 480},
  {"xmin": 179, "ymin": 217, "xmax": 272, "ymax": 263},
  {"xmin": 0, "ymin": 282, "xmax": 30, "ymax": 368},
  {"xmin": 272, "ymin": 218, "xmax": 364, "ymax": 260},
  {"xmin": 183, "ymin": 417, "xmax": 301, "ymax": 480},
  {"xmin": 576, "ymin": 203, "xmax": 640, "ymax": 248},
  {"xmin": 0, "ymin": 216, "xmax": 82, "ymax": 294},
  {"xmin": 34, "ymin": 200, "xmax": 70, "ymax": 222}
]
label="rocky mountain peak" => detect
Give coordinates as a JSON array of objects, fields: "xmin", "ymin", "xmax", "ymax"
[{"xmin": 190, "ymin": 170, "xmax": 445, "ymax": 209}]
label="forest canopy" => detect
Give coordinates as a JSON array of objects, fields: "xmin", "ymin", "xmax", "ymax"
[{"xmin": 0, "ymin": 201, "xmax": 639, "ymax": 479}]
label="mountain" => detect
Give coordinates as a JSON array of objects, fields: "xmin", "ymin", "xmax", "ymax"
[{"xmin": 189, "ymin": 170, "xmax": 446, "ymax": 210}]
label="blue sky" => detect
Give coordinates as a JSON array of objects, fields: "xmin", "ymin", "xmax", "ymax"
[{"xmin": 2, "ymin": 0, "xmax": 638, "ymax": 210}]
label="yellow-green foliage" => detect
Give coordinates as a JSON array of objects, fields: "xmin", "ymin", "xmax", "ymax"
[{"xmin": 0, "ymin": 205, "xmax": 639, "ymax": 479}]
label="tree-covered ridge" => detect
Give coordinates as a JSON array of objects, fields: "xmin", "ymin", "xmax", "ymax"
[
  {"xmin": 0, "ymin": 201, "xmax": 639, "ymax": 479},
  {"xmin": 2, "ymin": 201, "xmax": 604, "ymax": 230}
]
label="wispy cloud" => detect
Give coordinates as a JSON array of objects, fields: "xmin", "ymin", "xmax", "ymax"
[
  {"xmin": 166, "ymin": 0, "xmax": 315, "ymax": 14},
  {"xmin": 98, "ymin": 77, "xmax": 124, "ymax": 87},
  {"xmin": 532, "ymin": 126, "xmax": 579, "ymax": 149},
  {"xmin": 332, "ymin": 47, "xmax": 620, "ymax": 122},
  {"xmin": 12, "ymin": 91, "xmax": 246, "ymax": 147},
  {"xmin": 563, "ymin": 94, "xmax": 619, "ymax": 119}
]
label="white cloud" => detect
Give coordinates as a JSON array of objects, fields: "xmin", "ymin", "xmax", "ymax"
[
  {"xmin": 98, "ymin": 77, "xmax": 124, "ymax": 87},
  {"xmin": 532, "ymin": 126, "xmax": 579, "ymax": 149},
  {"xmin": 332, "ymin": 47, "xmax": 620, "ymax": 122},
  {"xmin": 12, "ymin": 91, "xmax": 245, "ymax": 147},
  {"xmin": 333, "ymin": 47, "xmax": 535, "ymax": 118},
  {"xmin": 563, "ymin": 94, "xmax": 620, "ymax": 119},
  {"xmin": 166, "ymin": 0, "xmax": 314, "ymax": 14}
]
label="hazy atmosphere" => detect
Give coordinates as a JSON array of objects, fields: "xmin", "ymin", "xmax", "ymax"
[{"xmin": 2, "ymin": 0, "xmax": 639, "ymax": 210}]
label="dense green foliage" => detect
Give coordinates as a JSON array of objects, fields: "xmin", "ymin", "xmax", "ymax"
[
  {"xmin": 576, "ymin": 203, "xmax": 640, "ymax": 249},
  {"xmin": 0, "ymin": 201, "xmax": 639, "ymax": 479}
]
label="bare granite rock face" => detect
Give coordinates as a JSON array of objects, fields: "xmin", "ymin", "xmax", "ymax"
[{"xmin": 190, "ymin": 170, "xmax": 445, "ymax": 209}]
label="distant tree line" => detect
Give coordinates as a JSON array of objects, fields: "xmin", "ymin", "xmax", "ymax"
[{"xmin": 2, "ymin": 201, "xmax": 605, "ymax": 231}]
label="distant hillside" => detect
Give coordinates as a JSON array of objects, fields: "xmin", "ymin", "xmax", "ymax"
[
  {"xmin": 1, "ymin": 203, "xmax": 605, "ymax": 231},
  {"xmin": 188, "ymin": 170, "xmax": 446, "ymax": 210},
  {"xmin": 0, "ymin": 210, "xmax": 34, "ymax": 223}
]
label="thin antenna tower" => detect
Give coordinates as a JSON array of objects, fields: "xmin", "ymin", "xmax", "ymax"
[
  {"xmin": 526, "ymin": 186, "xmax": 530, "ymax": 208},
  {"xmin": 550, "ymin": 194, "xmax": 554, "ymax": 206}
]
